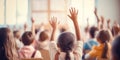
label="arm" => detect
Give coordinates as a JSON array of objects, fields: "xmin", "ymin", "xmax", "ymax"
[
  {"xmin": 87, "ymin": 18, "xmax": 89, "ymax": 28},
  {"xmin": 31, "ymin": 18, "xmax": 35, "ymax": 36},
  {"xmin": 49, "ymin": 17, "xmax": 59, "ymax": 60},
  {"xmin": 24, "ymin": 23, "xmax": 27, "ymax": 31},
  {"xmin": 107, "ymin": 19, "xmax": 111, "ymax": 29},
  {"xmin": 49, "ymin": 17, "xmax": 59, "ymax": 41},
  {"xmin": 68, "ymin": 8, "xmax": 81, "ymax": 40},
  {"xmin": 94, "ymin": 8, "xmax": 101, "ymax": 30},
  {"xmin": 100, "ymin": 16, "xmax": 105, "ymax": 29}
]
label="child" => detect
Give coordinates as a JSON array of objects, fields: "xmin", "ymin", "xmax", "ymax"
[
  {"xmin": 112, "ymin": 35, "xmax": 120, "ymax": 60},
  {"xmin": 37, "ymin": 30, "xmax": 50, "ymax": 50},
  {"xmin": 85, "ymin": 30, "xmax": 111, "ymax": 60},
  {"xmin": 49, "ymin": 8, "xmax": 83, "ymax": 60},
  {"xmin": 83, "ymin": 26, "xmax": 98, "ymax": 54},
  {"xmin": 18, "ymin": 31, "xmax": 42, "ymax": 59},
  {"xmin": 13, "ymin": 30, "xmax": 24, "ymax": 50},
  {"xmin": 0, "ymin": 27, "xmax": 19, "ymax": 60}
]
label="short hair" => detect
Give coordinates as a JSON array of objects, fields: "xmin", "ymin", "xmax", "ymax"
[
  {"xmin": 22, "ymin": 31, "xmax": 34, "ymax": 45},
  {"xmin": 39, "ymin": 31, "xmax": 49, "ymax": 42},
  {"xmin": 89, "ymin": 26, "xmax": 98, "ymax": 38}
]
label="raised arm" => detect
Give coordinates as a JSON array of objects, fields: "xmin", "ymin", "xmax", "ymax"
[
  {"xmin": 94, "ymin": 8, "xmax": 100, "ymax": 23},
  {"xmin": 107, "ymin": 19, "xmax": 111, "ymax": 29},
  {"xmin": 31, "ymin": 17, "xmax": 35, "ymax": 36},
  {"xmin": 94, "ymin": 8, "xmax": 101, "ymax": 30},
  {"xmin": 68, "ymin": 8, "xmax": 81, "ymax": 40},
  {"xmin": 49, "ymin": 17, "xmax": 59, "ymax": 41}
]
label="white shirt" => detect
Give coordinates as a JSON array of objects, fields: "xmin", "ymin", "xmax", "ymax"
[{"xmin": 49, "ymin": 40, "xmax": 83, "ymax": 60}]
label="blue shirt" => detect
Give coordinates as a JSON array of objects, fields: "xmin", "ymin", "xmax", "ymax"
[{"xmin": 83, "ymin": 39, "xmax": 98, "ymax": 50}]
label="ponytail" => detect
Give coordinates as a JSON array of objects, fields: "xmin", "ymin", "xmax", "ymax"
[
  {"xmin": 101, "ymin": 42, "xmax": 108, "ymax": 58},
  {"xmin": 65, "ymin": 51, "xmax": 70, "ymax": 60}
]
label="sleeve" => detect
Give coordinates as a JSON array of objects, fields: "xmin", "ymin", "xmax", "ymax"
[
  {"xmin": 49, "ymin": 41, "xmax": 58, "ymax": 60},
  {"xmin": 83, "ymin": 42, "xmax": 89, "ymax": 50},
  {"xmin": 74, "ymin": 40, "xmax": 83, "ymax": 59},
  {"xmin": 87, "ymin": 46, "xmax": 97, "ymax": 57}
]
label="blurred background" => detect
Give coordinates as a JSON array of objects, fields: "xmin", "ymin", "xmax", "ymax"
[{"xmin": 0, "ymin": 0, "xmax": 120, "ymax": 31}]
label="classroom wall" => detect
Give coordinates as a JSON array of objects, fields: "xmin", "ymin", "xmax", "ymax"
[{"xmin": 96, "ymin": 0, "xmax": 120, "ymax": 24}]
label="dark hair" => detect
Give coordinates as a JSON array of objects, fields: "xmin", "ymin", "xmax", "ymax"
[
  {"xmin": 22, "ymin": 31, "xmax": 34, "ymax": 45},
  {"xmin": 39, "ymin": 31, "xmax": 49, "ymax": 42},
  {"xmin": 58, "ymin": 32, "xmax": 75, "ymax": 60},
  {"xmin": 97, "ymin": 30, "xmax": 109, "ymax": 58},
  {"xmin": 112, "ymin": 35, "xmax": 120, "ymax": 60},
  {"xmin": 35, "ymin": 29, "xmax": 39, "ymax": 35},
  {"xmin": 0, "ymin": 28, "xmax": 18, "ymax": 60},
  {"xmin": 60, "ymin": 27, "xmax": 67, "ymax": 33},
  {"xmin": 89, "ymin": 26, "xmax": 98, "ymax": 38},
  {"xmin": 105, "ymin": 30, "xmax": 110, "ymax": 42}
]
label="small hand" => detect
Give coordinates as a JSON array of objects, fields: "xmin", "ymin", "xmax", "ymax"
[
  {"xmin": 94, "ymin": 8, "xmax": 97, "ymax": 15},
  {"xmin": 49, "ymin": 17, "xmax": 59, "ymax": 29},
  {"xmin": 101, "ymin": 16, "xmax": 104, "ymax": 23},
  {"xmin": 31, "ymin": 17, "xmax": 35, "ymax": 23},
  {"xmin": 68, "ymin": 8, "xmax": 78, "ymax": 22},
  {"xmin": 107, "ymin": 19, "xmax": 110, "ymax": 24}
]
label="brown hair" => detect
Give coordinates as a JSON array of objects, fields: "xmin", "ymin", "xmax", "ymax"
[
  {"xmin": 97, "ymin": 30, "xmax": 109, "ymax": 58},
  {"xmin": 0, "ymin": 27, "xmax": 19, "ymax": 60},
  {"xmin": 22, "ymin": 31, "xmax": 34, "ymax": 45},
  {"xmin": 39, "ymin": 31, "xmax": 49, "ymax": 42}
]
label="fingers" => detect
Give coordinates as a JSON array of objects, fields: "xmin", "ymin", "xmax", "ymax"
[
  {"xmin": 94, "ymin": 8, "xmax": 97, "ymax": 14},
  {"xmin": 67, "ymin": 15, "xmax": 71, "ymax": 19},
  {"xmin": 69, "ymin": 7, "xmax": 78, "ymax": 15},
  {"xmin": 49, "ymin": 16, "xmax": 60, "ymax": 28}
]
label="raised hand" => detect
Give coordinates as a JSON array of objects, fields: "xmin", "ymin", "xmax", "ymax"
[
  {"xmin": 68, "ymin": 8, "xmax": 81, "ymax": 40},
  {"xmin": 49, "ymin": 17, "xmax": 59, "ymax": 30},
  {"xmin": 101, "ymin": 16, "xmax": 105, "ymax": 24},
  {"xmin": 31, "ymin": 17, "xmax": 35, "ymax": 23},
  {"xmin": 68, "ymin": 8, "xmax": 78, "ymax": 22},
  {"xmin": 94, "ymin": 8, "xmax": 97, "ymax": 15},
  {"xmin": 94, "ymin": 8, "xmax": 100, "ymax": 23},
  {"xmin": 49, "ymin": 17, "xmax": 59, "ymax": 41},
  {"xmin": 107, "ymin": 19, "xmax": 110, "ymax": 24}
]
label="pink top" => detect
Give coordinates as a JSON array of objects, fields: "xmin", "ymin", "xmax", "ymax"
[{"xmin": 18, "ymin": 45, "xmax": 42, "ymax": 59}]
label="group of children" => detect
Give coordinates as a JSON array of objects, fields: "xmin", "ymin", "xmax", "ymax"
[{"xmin": 0, "ymin": 7, "xmax": 120, "ymax": 60}]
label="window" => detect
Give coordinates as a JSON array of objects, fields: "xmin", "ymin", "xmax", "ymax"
[
  {"xmin": 0, "ymin": 0, "xmax": 4, "ymax": 25},
  {"xmin": 31, "ymin": 0, "xmax": 67, "ymax": 24},
  {"xmin": 32, "ymin": 0, "xmax": 95, "ymax": 27},
  {"xmin": 0, "ymin": 0, "xmax": 29, "ymax": 26}
]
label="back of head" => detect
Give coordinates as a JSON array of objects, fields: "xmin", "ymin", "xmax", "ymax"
[
  {"xmin": 22, "ymin": 31, "xmax": 34, "ymax": 45},
  {"xmin": 39, "ymin": 31, "xmax": 49, "ymax": 42},
  {"xmin": 0, "ymin": 27, "xmax": 18, "ymax": 60},
  {"xmin": 97, "ymin": 30, "xmax": 110, "ymax": 43},
  {"xmin": 112, "ymin": 35, "xmax": 120, "ymax": 60},
  {"xmin": 13, "ymin": 30, "xmax": 21, "ymax": 39},
  {"xmin": 89, "ymin": 26, "xmax": 98, "ymax": 38},
  {"xmin": 58, "ymin": 32, "xmax": 75, "ymax": 60},
  {"xmin": 97, "ymin": 30, "xmax": 110, "ymax": 59}
]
